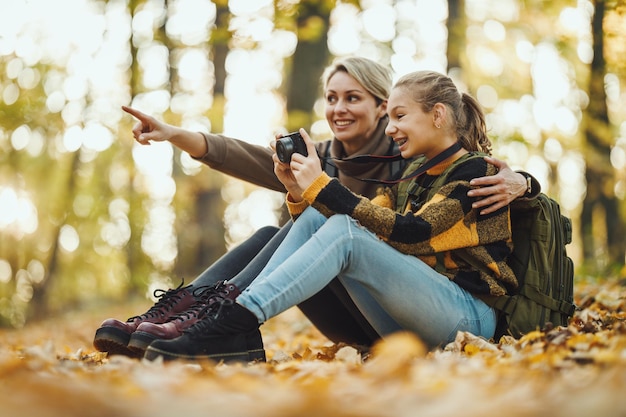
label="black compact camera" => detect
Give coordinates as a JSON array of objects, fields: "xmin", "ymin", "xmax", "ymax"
[{"xmin": 276, "ymin": 132, "xmax": 308, "ymax": 163}]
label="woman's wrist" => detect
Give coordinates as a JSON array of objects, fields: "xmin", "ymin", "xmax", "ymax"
[
  {"xmin": 516, "ymin": 171, "xmax": 539, "ymax": 198},
  {"xmin": 169, "ymin": 129, "xmax": 208, "ymax": 158},
  {"xmin": 522, "ymin": 173, "xmax": 532, "ymax": 196}
]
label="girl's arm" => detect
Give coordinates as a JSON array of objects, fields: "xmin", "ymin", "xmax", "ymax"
[{"xmin": 302, "ymin": 159, "xmax": 511, "ymax": 255}]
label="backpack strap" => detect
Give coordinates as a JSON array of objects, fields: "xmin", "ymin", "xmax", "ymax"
[
  {"xmin": 477, "ymin": 285, "xmax": 576, "ymax": 317},
  {"xmin": 386, "ymin": 139, "xmax": 405, "ymax": 179},
  {"xmin": 403, "ymin": 152, "xmax": 488, "ymax": 209},
  {"xmin": 396, "ymin": 156, "xmax": 427, "ymax": 212}
]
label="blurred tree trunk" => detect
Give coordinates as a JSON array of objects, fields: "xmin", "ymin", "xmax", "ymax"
[
  {"xmin": 174, "ymin": 0, "xmax": 230, "ymax": 279},
  {"xmin": 126, "ymin": 0, "xmax": 151, "ymax": 295},
  {"xmin": 212, "ymin": 0, "xmax": 230, "ymax": 98},
  {"xmin": 188, "ymin": 0, "xmax": 230, "ymax": 271},
  {"xmin": 128, "ymin": 0, "xmax": 141, "ymax": 99},
  {"xmin": 159, "ymin": 0, "xmax": 177, "ymax": 94},
  {"xmin": 205, "ymin": 0, "xmax": 231, "ymax": 134},
  {"xmin": 193, "ymin": 189, "xmax": 227, "ymax": 270},
  {"xmin": 580, "ymin": 0, "xmax": 625, "ymax": 271},
  {"xmin": 446, "ymin": 0, "xmax": 467, "ymax": 83},
  {"xmin": 283, "ymin": 0, "xmax": 333, "ymax": 131},
  {"xmin": 29, "ymin": 153, "xmax": 81, "ymax": 320}
]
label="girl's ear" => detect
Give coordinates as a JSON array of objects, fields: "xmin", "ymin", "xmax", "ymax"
[{"xmin": 432, "ymin": 103, "xmax": 446, "ymax": 127}]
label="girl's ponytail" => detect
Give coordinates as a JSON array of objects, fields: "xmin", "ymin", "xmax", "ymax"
[{"xmin": 460, "ymin": 93, "xmax": 491, "ymax": 155}]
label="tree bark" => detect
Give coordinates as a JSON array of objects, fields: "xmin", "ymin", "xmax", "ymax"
[
  {"xmin": 446, "ymin": 0, "xmax": 466, "ymax": 79},
  {"xmin": 284, "ymin": 0, "xmax": 332, "ymax": 131},
  {"xmin": 580, "ymin": 0, "xmax": 625, "ymax": 269}
]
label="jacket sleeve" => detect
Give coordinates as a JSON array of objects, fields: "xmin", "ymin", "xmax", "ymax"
[
  {"xmin": 193, "ymin": 133, "xmax": 331, "ymax": 194},
  {"xmin": 192, "ymin": 132, "xmax": 285, "ymax": 192},
  {"xmin": 515, "ymin": 171, "xmax": 541, "ymax": 200}
]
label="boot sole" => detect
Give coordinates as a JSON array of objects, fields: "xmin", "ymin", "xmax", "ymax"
[
  {"xmin": 93, "ymin": 327, "xmax": 140, "ymax": 358},
  {"xmin": 144, "ymin": 330, "xmax": 266, "ymax": 364},
  {"xmin": 127, "ymin": 331, "xmax": 160, "ymax": 356},
  {"xmin": 144, "ymin": 346, "xmax": 257, "ymax": 363}
]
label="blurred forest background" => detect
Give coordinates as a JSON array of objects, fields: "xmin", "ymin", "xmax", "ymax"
[{"xmin": 0, "ymin": 0, "xmax": 624, "ymax": 329}]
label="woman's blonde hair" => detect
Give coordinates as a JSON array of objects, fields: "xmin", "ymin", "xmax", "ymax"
[
  {"xmin": 322, "ymin": 57, "xmax": 392, "ymax": 105},
  {"xmin": 394, "ymin": 71, "xmax": 492, "ymax": 155}
]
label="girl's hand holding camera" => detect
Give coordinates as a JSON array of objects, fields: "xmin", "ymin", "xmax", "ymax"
[{"xmin": 272, "ymin": 128, "xmax": 322, "ymax": 203}]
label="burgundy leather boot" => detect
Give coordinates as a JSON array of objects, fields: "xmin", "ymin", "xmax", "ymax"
[
  {"xmin": 127, "ymin": 281, "xmax": 241, "ymax": 356},
  {"xmin": 93, "ymin": 281, "xmax": 196, "ymax": 357}
]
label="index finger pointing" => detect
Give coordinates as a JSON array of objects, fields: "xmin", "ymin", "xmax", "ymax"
[{"xmin": 121, "ymin": 105, "xmax": 149, "ymax": 122}]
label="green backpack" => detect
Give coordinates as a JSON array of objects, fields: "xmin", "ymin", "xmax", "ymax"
[
  {"xmin": 397, "ymin": 153, "xmax": 577, "ymax": 339},
  {"xmin": 486, "ymin": 193, "xmax": 576, "ymax": 338}
]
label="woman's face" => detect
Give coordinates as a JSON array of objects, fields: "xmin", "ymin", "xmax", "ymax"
[
  {"xmin": 385, "ymin": 87, "xmax": 447, "ymax": 160},
  {"xmin": 324, "ymin": 71, "xmax": 387, "ymax": 152}
]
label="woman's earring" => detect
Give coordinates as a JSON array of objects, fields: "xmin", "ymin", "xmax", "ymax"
[{"xmin": 435, "ymin": 124, "xmax": 441, "ymax": 129}]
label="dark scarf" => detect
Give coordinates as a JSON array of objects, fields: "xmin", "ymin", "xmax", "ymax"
[{"xmin": 327, "ymin": 117, "xmax": 399, "ymax": 199}]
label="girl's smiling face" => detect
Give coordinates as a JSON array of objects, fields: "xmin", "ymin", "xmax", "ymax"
[
  {"xmin": 385, "ymin": 86, "xmax": 451, "ymax": 160},
  {"xmin": 324, "ymin": 71, "xmax": 387, "ymax": 154}
]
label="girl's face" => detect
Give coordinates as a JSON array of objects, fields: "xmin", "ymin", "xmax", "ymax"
[
  {"xmin": 324, "ymin": 71, "xmax": 387, "ymax": 153},
  {"xmin": 385, "ymin": 87, "xmax": 449, "ymax": 160}
]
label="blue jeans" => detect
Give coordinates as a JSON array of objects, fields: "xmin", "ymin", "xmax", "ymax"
[
  {"xmin": 237, "ymin": 207, "xmax": 497, "ymax": 349},
  {"xmin": 190, "ymin": 225, "xmax": 286, "ymax": 290},
  {"xmin": 189, "ymin": 221, "xmax": 380, "ymax": 346}
]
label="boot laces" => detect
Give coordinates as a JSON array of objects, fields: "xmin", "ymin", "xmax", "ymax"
[
  {"xmin": 167, "ymin": 280, "xmax": 231, "ymax": 323},
  {"xmin": 184, "ymin": 298, "xmax": 234, "ymax": 336},
  {"xmin": 127, "ymin": 280, "xmax": 187, "ymax": 322}
]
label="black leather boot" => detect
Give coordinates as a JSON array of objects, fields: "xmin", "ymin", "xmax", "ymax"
[{"xmin": 143, "ymin": 298, "xmax": 265, "ymax": 364}]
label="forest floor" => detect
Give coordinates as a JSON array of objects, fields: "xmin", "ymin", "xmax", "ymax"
[{"xmin": 1, "ymin": 277, "xmax": 626, "ymax": 417}]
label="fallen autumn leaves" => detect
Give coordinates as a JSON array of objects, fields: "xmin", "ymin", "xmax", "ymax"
[{"xmin": 1, "ymin": 277, "xmax": 625, "ymax": 417}]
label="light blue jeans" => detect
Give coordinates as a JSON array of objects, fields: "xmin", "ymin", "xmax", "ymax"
[{"xmin": 237, "ymin": 207, "xmax": 496, "ymax": 348}]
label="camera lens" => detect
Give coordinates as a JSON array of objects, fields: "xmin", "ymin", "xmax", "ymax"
[{"xmin": 276, "ymin": 138, "xmax": 294, "ymax": 163}]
